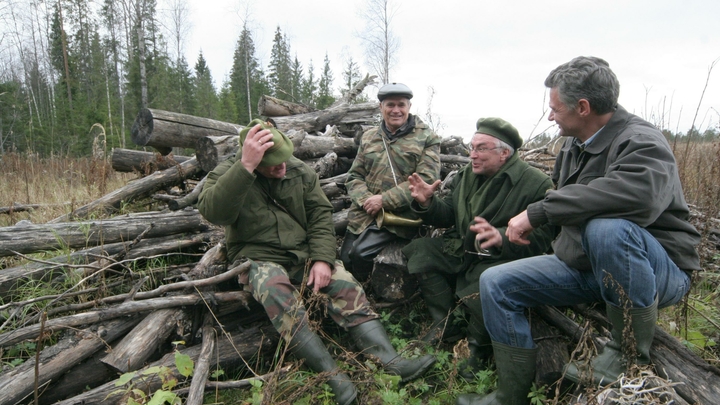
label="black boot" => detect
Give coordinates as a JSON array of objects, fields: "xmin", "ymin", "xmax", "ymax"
[
  {"xmin": 350, "ymin": 319, "xmax": 437, "ymax": 382},
  {"xmin": 458, "ymin": 318, "xmax": 493, "ymax": 381},
  {"xmin": 418, "ymin": 272, "xmax": 464, "ymax": 343},
  {"xmin": 289, "ymin": 323, "xmax": 357, "ymax": 405},
  {"xmin": 456, "ymin": 341, "xmax": 537, "ymax": 405}
]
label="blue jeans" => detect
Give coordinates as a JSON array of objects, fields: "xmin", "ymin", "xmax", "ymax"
[{"xmin": 479, "ymin": 218, "xmax": 691, "ymax": 348}]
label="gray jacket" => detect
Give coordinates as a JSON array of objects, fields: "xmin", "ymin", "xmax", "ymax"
[{"xmin": 527, "ymin": 105, "xmax": 700, "ymax": 271}]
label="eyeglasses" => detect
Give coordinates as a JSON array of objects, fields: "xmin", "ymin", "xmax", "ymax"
[{"xmin": 470, "ymin": 146, "xmax": 502, "ymax": 154}]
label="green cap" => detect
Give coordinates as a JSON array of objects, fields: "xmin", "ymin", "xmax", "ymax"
[
  {"xmin": 239, "ymin": 119, "xmax": 294, "ymax": 167},
  {"xmin": 475, "ymin": 117, "xmax": 523, "ymax": 150}
]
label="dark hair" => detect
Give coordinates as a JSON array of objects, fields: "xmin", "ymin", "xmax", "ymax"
[{"xmin": 544, "ymin": 56, "xmax": 620, "ymax": 114}]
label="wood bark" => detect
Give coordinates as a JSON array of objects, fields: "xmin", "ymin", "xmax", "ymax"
[
  {"xmin": 167, "ymin": 176, "xmax": 207, "ymax": 211},
  {"xmin": 0, "ymin": 291, "xmax": 251, "ymax": 348},
  {"xmin": 0, "ymin": 228, "xmax": 221, "ymax": 299},
  {"xmin": 290, "ymin": 133, "xmax": 358, "ymax": 160},
  {"xmin": 258, "ymin": 94, "xmax": 313, "ymax": 117},
  {"xmin": 110, "ymin": 148, "xmax": 192, "ymax": 173},
  {"xmin": 332, "ymin": 209, "xmax": 349, "ymax": 236},
  {"xmin": 195, "ymin": 135, "xmax": 239, "ymax": 173},
  {"xmin": 100, "ymin": 308, "xmax": 188, "ymax": 373},
  {"xmin": 185, "ymin": 312, "xmax": 216, "ymax": 405},
  {"xmin": 0, "ymin": 209, "xmax": 209, "ymax": 257},
  {"xmin": 0, "ymin": 316, "xmax": 142, "ymax": 405},
  {"xmin": 370, "ymin": 241, "xmax": 418, "ymax": 302},
  {"xmin": 51, "ymin": 157, "xmax": 203, "ymax": 222},
  {"xmin": 309, "ymin": 152, "xmax": 338, "ymax": 179},
  {"xmin": 535, "ymin": 305, "xmax": 720, "ymax": 405},
  {"xmin": 271, "ymin": 102, "xmax": 380, "ymax": 134},
  {"xmin": 0, "ymin": 203, "xmax": 70, "ymax": 215},
  {"xmin": 53, "ymin": 324, "xmax": 280, "ymax": 405},
  {"xmin": 131, "ymin": 108, "xmax": 241, "ymax": 154}
]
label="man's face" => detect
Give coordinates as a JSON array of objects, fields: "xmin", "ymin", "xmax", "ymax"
[
  {"xmin": 548, "ymin": 88, "xmax": 583, "ymax": 138},
  {"xmin": 469, "ymin": 133, "xmax": 510, "ymax": 177},
  {"xmin": 380, "ymin": 96, "xmax": 411, "ymax": 133},
  {"xmin": 256, "ymin": 162, "xmax": 287, "ymax": 179}
]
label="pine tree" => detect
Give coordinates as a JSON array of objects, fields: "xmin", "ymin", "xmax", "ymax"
[
  {"xmin": 341, "ymin": 56, "xmax": 362, "ymax": 98},
  {"xmin": 194, "ymin": 51, "xmax": 218, "ymax": 119},
  {"xmin": 230, "ymin": 25, "xmax": 266, "ymax": 124},
  {"xmin": 268, "ymin": 26, "xmax": 292, "ymax": 101},
  {"xmin": 301, "ymin": 60, "xmax": 317, "ymax": 108},
  {"xmin": 317, "ymin": 53, "xmax": 335, "ymax": 109},
  {"xmin": 291, "ymin": 55, "xmax": 304, "ymax": 103}
]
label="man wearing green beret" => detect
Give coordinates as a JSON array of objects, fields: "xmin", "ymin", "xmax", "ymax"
[
  {"xmin": 402, "ymin": 117, "xmax": 555, "ymax": 379},
  {"xmin": 197, "ymin": 120, "xmax": 435, "ymax": 405}
]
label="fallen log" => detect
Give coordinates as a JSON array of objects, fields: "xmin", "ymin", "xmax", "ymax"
[
  {"xmin": 272, "ymin": 102, "xmax": 379, "ymax": 134},
  {"xmin": 185, "ymin": 312, "xmax": 216, "ymax": 405},
  {"xmin": 371, "ymin": 241, "xmax": 418, "ymax": 302},
  {"xmin": 0, "ymin": 209, "xmax": 209, "ymax": 257},
  {"xmin": 535, "ymin": 305, "xmax": 720, "ymax": 405},
  {"xmin": 0, "ymin": 316, "xmax": 142, "ymax": 405},
  {"xmin": 332, "ymin": 209, "xmax": 349, "ymax": 236},
  {"xmin": 110, "ymin": 148, "xmax": 192, "ymax": 173},
  {"xmin": 309, "ymin": 152, "xmax": 338, "ymax": 179},
  {"xmin": 131, "ymin": 108, "xmax": 241, "ymax": 155},
  {"xmin": 258, "ymin": 95, "xmax": 313, "ymax": 117},
  {"xmin": 53, "ymin": 324, "xmax": 280, "ymax": 405},
  {"xmin": 290, "ymin": 132, "xmax": 358, "ymax": 160},
  {"xmin": 195, "ymin": 135, "xmax": 239, "ymax": 173},
  {"xmin": 0, "ymin": 202, "xmax": 71, "ymax": 215},
  {"xmin": 50, "ymin": 157, "xmax": 203, "ymax": 222},
  {"xmin": 100, "ymin": 308, "xmax": 189, "ymax": 373},
  {"xmin": 0, "ymin": 228, "xmax": 221, "ymax": 299},
  {"xmin": 0, "ymin": 291, "xmax": 252, "ymax": 348},
  {"xmin": 167, "ymin": 177, "xmax": 207, "ymax": 211}
]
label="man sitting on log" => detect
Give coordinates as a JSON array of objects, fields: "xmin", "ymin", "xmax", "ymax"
[
  {"xmin": 197, "ymin": 119, "xmax": 436, "ymax": 405},
  {"xmin": 457, "ymin": 56, "xmax": 701, "ymax": 405},
  {"xmin": 402, "ymin": 118, "xmax": 555, "ymax": 380},
  {"xmin": 341, "ymin": 82, "xmax": 442, "ymax": 281}
]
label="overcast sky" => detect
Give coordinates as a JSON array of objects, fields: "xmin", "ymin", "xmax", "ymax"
[{"xmin": 179, "ymin": 0, "xmax": 719, "ymax": 141}]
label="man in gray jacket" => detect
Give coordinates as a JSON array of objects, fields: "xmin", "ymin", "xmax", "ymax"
[{"xmin": 457, "ymin": 56, "xmax": 701, "ymax": 405}]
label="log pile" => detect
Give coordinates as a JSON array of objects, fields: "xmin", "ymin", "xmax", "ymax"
[{"xmin": 1, "ymin": 77, "xmax": 719, "ymax": 404}]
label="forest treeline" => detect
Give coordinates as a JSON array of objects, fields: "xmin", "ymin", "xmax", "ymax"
[
  {"xmin": 1, "ymin": 1, "xmax": 717, "ymax": 160},
  {"xmin": 0, "ymin": 0, "xmax": 367, "ymax": 158}
]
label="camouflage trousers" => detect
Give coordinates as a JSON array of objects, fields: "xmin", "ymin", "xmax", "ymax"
[{"xmin": 240, "ymin": 259, "xmax": 378, "ymax": 342}]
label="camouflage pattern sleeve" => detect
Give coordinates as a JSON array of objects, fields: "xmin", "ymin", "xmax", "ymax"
[{"xmin": 381, "ymin": 129, "xmax": 441, "ymax": 211}]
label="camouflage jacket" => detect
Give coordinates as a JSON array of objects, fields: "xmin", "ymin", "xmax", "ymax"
[{"xmin": 345, "ymin": 115, "xmax": 442, "ymax": 239}]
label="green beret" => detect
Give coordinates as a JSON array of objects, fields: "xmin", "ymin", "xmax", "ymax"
[
  {"xmin": 239, "ymin": 119, "xmax": 294, "ymax": 167},
  {"xmin": 475, "ymin": 117, "xmax": 523, "ymax": 150},
  {"xmin": 378, "ymin": 82, "xmax": 413, "ymax": 101}
]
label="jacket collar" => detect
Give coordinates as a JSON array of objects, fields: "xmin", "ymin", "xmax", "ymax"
[{"xmin": 582, "ymin": 105, "xmax": 630, "ymax": 154}]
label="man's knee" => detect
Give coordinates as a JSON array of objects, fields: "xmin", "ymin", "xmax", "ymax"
[{"xmin": 582, "ymin": 218, "xmax": 635, "ymax": 250}]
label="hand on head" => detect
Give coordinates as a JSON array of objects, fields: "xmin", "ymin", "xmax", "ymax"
[
  {"xmin": 241, "ymin": 124, "xmax": 275, "ymax": 173},
  {"xmin": 408, "ymin": 173, "xmax": 441, "ymax": 207}
]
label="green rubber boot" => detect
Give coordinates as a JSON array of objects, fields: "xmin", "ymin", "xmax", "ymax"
[
  {"xmin": 565, "ymin": 299, "xmax": 657, "ymax": 386},
  {"xmin": 289, "ymin": 323, "xmax": 357, "ymax": 405},
  {"xmin": 418, "ymin": 272, "xmax": 464, "ymax": 344},
  {"xmin": 458, "ymin": 316, "xmax": 493, "ymax": 381},
  {"xmin": 456, "ymin": 341, "xmax": 537, "ymax": 405},
  {"xmin": 350, "ymin": 319, "xmax": 437, "ymax": 382}
]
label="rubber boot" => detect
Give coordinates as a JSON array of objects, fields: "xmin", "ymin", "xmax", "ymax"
[
  {"xmin": 456, "ymin": 341, "xmax": 537, "ymax": 405},
  {"xmin": 564, "ymin": 299, "xmax": 657, "ymax": 386},
  {"xmin": 289, "ymin": 323, "xmax": 357, "ymax": 405},
  {"xmin": 458, "ymin": 319, "xmax": 493, "ymax": 381},
  {"xmin": 418, "ymin": 272, "xmax": 464, "ymax": 344},
  {"xmin": 350, "ymin": 319, "xmax": 437, "ymax": 382}
]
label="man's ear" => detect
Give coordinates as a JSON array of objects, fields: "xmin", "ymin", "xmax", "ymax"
[{"xmin": 577, "ymin": 99, "xmax": 591, "ymax": 116}]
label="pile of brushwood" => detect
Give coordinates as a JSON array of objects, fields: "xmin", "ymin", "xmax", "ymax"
[{"xmin": 1, "ymin": 77, "xmax": 719, "ymax": 405}]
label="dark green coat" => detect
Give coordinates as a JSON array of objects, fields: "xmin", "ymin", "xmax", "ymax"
[
  {"xmin": 404, "ymin": 153, "xmax": 556, "ymax": 298},
  {"xmin": 197, "ymin": 156, "xmax": 336, "ymax": 267}
]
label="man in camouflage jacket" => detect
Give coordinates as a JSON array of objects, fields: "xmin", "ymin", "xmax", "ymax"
[
  {"xmin": 340, "ymin": 83, "xmax": 442, "ymax": 281},
  {"xmin": 197, "ymin": 120, "xmax": 435, "ymax": 405}
]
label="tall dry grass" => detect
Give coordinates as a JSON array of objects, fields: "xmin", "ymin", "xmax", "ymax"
[{"xmin": 0, "ymin": 153, "xmax": 133, "ymax": 227}]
